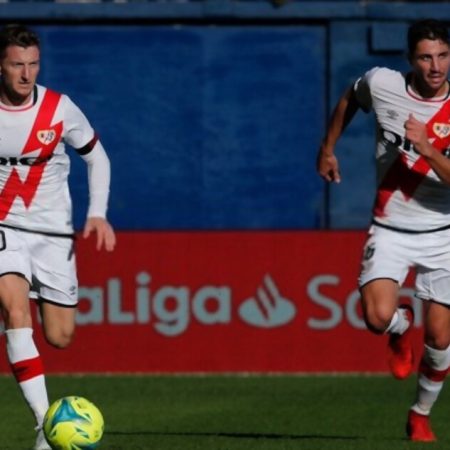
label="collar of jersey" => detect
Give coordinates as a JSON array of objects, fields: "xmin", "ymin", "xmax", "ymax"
[
  {"xmin": 0, "ymin": 85, "xmax": 38, "ymax": 112},
  {"xmin": 405, "ymin": 72, "xmax": 450, "ymax": 102}
]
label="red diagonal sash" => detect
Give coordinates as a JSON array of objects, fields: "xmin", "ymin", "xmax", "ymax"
[
  {"xmin": 374, "ymin": 98, "xmax": 450, "ymax": 217},
  {"xmin": 0, "ymin": 89, "xmax": 62, "ymax": 220}
]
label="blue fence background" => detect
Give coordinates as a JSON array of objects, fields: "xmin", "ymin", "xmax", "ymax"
[{"xmin": 3, "ymin": 1, "xmax": 446, "ymax": 230}]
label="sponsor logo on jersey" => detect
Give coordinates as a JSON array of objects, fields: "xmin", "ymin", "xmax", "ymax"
[
  {"xmin": 37, "ymin": 129, "xmax": 57, "ymax": 145},
  {"xmin": 380, "ymin": 127, "xmax": 450, "ymax": 158},
  {"xmin": 0, "ymin": 155, "xmax": 53, "ymax": 166},
  {"xmin": 375, "ymin": 98, "xmax": 450, "ymax": 217},
  {"xmin": 433, "ymin": 123, "xmax": 450, "ymax": 139}
]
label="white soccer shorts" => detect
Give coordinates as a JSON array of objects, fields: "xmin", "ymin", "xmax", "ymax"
[
  {"xmin": 0, "ymin": 226, "xmax": 78, "ymax": 306},
  {"xmin": 359, "ymin": 225, "xmax": 450, "ymax": 305}
]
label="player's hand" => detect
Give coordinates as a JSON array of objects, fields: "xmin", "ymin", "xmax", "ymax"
[
  {"xmin": 317, "ymin": 150, "xmax": 341, "ymax": 183},
  {"xmin": 83, "ymin": 217, "xmax": 116, "ymax": 252},
  {"xmin": 404, "ymin": 113, "xmax": 433, "ymax": 157}
]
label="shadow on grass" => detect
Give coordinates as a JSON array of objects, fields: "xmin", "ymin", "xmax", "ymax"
[{"xmin": 106, "ymin": 430, "xmax": 364, "ymax": 440}]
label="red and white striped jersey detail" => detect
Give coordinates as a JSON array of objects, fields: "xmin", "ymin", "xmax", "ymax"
[
  {"xmin": 0, "ymin": 84, "xmax": 96, "ymax": 234},
  {"xmin": 0, "ymin": 89, "xmax": 62, "ymax": 221},
  {"xmin": 355, "ymin": 67, "xmax": 450, "ymax": 232}
]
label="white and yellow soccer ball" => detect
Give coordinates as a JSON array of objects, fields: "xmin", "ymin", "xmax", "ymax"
[{"xmin": 43, "ymin": 396, "xmax": 104, "ymax": 450}]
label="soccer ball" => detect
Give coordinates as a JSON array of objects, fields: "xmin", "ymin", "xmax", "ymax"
[{"xmin": 43, "ymin": 396, "xmax": 104, "ymax": 450}]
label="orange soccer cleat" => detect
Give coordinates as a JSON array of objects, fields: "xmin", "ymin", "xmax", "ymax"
[
  {"xmin": 387, "ymin": 304, "xmax": 415, "ymax": 380},
  {"xmin": 406, "ymin": 409, "xmax": 436, "ymax": 442}
]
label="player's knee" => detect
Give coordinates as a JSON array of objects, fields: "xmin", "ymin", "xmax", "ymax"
[
  {"xmin": 44, "ymin": 329, "xmax": 74, "ymax": 349},
  {"xmin": 3, "ymin": 307, "xmax": 31, "ymax": 329},
  {"xmin": 363, "ymin": 309, "xmax": 392, "ymax": 334},
  {"xmin": 425, "ymin": 335, "xmax": 450, "ymax": 351}
]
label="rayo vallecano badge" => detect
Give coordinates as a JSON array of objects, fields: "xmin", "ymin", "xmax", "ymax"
[
  {"xmin": 433, "ymin": 123, "xmax": 450, "ymax": 139},
  {"xmin": 37, "ymin": 129, "xmax": 57, "ymax": 145}
]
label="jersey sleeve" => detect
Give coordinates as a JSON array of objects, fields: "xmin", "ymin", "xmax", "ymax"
[
  {"xmin": 61, "ymin": 95, "xmax": 111, "ymax": 219},
  {"xmin": 81, "ymin": 141, "xmax": 111, "ymax": 218},
  {"xmin": 353, "ymin": 67, "xmax": 380, "ymax": 113},
  {"xmin": 61, "ymin": 95, "xmax": 96, "ymax": 151}
]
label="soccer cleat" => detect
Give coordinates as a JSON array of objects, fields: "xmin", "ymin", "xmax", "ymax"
[
  {"xmin": 33, "ymin": 428, "xmax": 51, "ymax": 450},
  {"xmin": 406, "ymin": 410, "xmax": 436, "ymax": 442},
  {"xmin": 387, "ymin": 304, "xmax": 415, "ymax": 380}
]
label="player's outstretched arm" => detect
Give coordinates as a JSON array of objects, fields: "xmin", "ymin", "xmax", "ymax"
[
  {"xmin": 83, "ymin": 216, "xmax": 116, "ymax": 251},
  {"xmin": 317, "ymin": 87, "xmax": 360, "ymax": 183}
]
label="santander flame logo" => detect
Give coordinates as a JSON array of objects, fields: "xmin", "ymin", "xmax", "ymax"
[{"xmin": 239, "ymin": 274, "xmax": 296, "ymax": 327}]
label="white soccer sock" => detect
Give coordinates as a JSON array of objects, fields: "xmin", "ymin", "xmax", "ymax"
[
  {"xmin": 6, "ymin": 328, "xmax": 49, "ymax": 427},
  {"xmin": 411, "ymin": 344, "xmax": 450, "ymax": 415},
  {"xmin": 386, "ymin": 308, "xmax": 410, "ymax": 335}
]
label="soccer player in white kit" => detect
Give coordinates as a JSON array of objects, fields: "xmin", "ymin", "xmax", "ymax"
[
  {"xmin": 0, "ymin": 25, "xmax": 116, "ymax": 449},
  {"xmin": 318, "ymin": 19, "xmax": 450, "ymax": 442}
]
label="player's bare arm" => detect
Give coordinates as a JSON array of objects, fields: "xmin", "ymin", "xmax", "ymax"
[
  {"xmin": 405, "ymin": 113, "xmax": 450, "ymax": 184},
  {"xmin": 317, "ymin": 87, "xmax": 360, "ymax": 183}
]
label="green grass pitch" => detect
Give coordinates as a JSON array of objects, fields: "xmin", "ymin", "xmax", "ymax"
[{"xmin": 1, "ymin": 374, "xmax": 449, "ymax": 449}]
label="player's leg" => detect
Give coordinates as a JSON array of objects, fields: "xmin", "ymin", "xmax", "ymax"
[
  {"xmin": 359, "ymin": 227, "xmax": 414, "ymax": 379},
  {"xmin": 24, "ymin": 232, "xmax": 78, "ymax": 449},
  {"xmin": 29, "ymin": 233, "xmax": 78, "ymax": 349},
  {"xmin": 360, "ymin": 279, "xmax": 414, "ymax": 379},
  {"xmin": 360, "ymin": 278, "xmax": 399, "ymax": 333},
  {"xmin": 407, "ymin": 300, "xmax": 450, "ymax": 442},
  {"xmin": 39, "ymin": 302, "xmax": 76, "ymax": 349},
  {"xmin": 29, "ymin": 235, "xmax": 76, "ymax": 448},
  {"xmin": 0, "ymin": 228, "xmax": 51, "ymax": 448},
  {"xmin": 0, "ymin": 274, "xmax": 50, "ymax": 449}
]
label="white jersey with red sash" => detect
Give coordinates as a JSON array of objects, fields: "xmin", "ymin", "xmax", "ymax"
[
  {"xmin": 0, "ymin": 84, "xmax": 96, "ymax": 235},
  {"xmin": 355, "ymin": 67, "xmax": 450, "ymax": 232}
]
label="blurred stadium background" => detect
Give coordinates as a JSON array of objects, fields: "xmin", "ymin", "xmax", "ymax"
[{"xmin": 0, "ymin": 0, "xmax": 445, "ymax": 376}]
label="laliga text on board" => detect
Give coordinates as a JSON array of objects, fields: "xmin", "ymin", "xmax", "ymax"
[{"xmin": 33, "ymin": 272, "xmax": 422, "ymax": 337}]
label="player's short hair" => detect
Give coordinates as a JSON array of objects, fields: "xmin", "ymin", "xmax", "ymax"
[
  {"xmin": 407, "ymin": 19, "xmax": 450, "ymax": 56},
  {"xmin": 0, "ymin": 24, "xmax": 40, "ymax": 59}
]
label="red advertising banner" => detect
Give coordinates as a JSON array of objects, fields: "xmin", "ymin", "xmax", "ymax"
[{"xmin": 0, "ymin": 231, "xmax": 422, "ymax": 373}]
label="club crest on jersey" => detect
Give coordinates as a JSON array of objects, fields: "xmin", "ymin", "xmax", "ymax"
[
  {"xmin": 37, "ymin": 129, "xmax": 57, "ymax": 146},
  {"xmin": 433, "ymin": 123, "xmax": 450, "ymax": 139}
]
